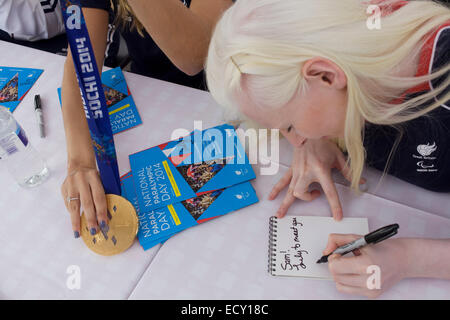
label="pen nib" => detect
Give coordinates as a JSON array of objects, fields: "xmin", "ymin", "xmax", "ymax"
[{"xmin": 316, "ymin": 256, "xmax": 327, "ymax": 264}]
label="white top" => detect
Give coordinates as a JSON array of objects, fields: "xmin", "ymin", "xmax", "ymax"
[{"xmin": 0, "ymin": 0, "xmax": 65, "ymax": 41}]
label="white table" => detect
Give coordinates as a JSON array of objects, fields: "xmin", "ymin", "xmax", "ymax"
[{"xmin": 0, "ymin": 41, "xmax": 449, "ymax": 299}]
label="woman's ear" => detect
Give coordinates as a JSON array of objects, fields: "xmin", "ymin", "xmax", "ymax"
[{"xmin": 302, "ymin": 58, "xmax": 347, "ymax": 90}]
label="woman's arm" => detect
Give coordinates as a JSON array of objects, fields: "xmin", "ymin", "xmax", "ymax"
[
  {"xmin": 325, "ymin": 234, "xmax": 450, "ymax": 298},
  {"xmin": 127, "ymin": 0, "xmax": 234, "ymax": 76},
  {"xmin": 60, "ymin": 7, "xmax": 110, "ymax": 236},
  {"xmin": 402, "ymin": 238, "xmax": 450, "ymax": 279}
]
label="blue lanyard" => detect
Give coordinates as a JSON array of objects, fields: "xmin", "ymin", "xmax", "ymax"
[{"xmin": 60, "ymin": 0, "xmax": 121, "ymax": 195}]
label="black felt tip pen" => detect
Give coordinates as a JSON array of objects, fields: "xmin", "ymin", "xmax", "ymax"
[
  {"xmin": 34, "ymin": 94, "xmax": 45, "ymax": 138},
  {"xmin": 316, "ymin": 224, "xmax": 399, "ymax": 264}
]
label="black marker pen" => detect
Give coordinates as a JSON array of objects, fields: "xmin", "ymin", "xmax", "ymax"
[
  {"xmin": 34, "ymin": 94, "xmax": 45, "ymax": 138},
  {"xmin": 316, "ymin": 223, "xmax": 399, "ymax": 264}
]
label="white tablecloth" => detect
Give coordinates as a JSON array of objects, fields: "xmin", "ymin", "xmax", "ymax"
[{"xmin": 0, "ymin": 41, "xmax": 449, "ymax": 299}]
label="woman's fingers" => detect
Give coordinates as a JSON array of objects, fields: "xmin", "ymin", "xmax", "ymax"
[
  {"xmin": 333, "ymin": 274, "xmax": 367, "ymax": 288},
  {"xmin": 275, "ymin": 187, "xmax": 296, "ymax": 218},
  {"xmin": 335, "ymin": 282, "xmax": 368, "ymax": 297},
  {"xmin": 66, "ymin": 193, "xmax": 82, "ymax": 238},
  {"xmin": 334, "ymin": 151, "xmax": 366, "ymax": 185},
  {"xmin": 62, "ymin": 180, "xmax": 82, "ymax": 238},
  {"xmin": 275, "ymin": 179, "xmax": 320, "ymax": 218},
  {"xmin": 62, "ymin": 168, "xmax": 109, "ymax": 239},
  {"xmin": 328, "ymin": 253, "xmax": 366, "ymax": 275},
  {"xmin": 296, "ymin": 189, "xmax": 321, "ymax": 202},
  {"xmin": 292, "ymin": 178, "xmax": 321, "ymax": 201},
  {"xmin": 323, "ymin": 233, "xmax": 362, "ymax": 256},
  {"xmin": 335, "ymin": 152, "xmax": 352, "ymax": 183},
  {"xmin": 77, "ymin": 177, "xmax": 99, "ymax": 236},
  {"xmin": 269, "ymin": 168, "xmax": 292, "ymax": 200},
  {"xmin": 317, "ymin": 170, "xmax": 343, "ymax": 221},
  {"xmin": 330, "ymin": 255, "xmax": 381, "ymax": 298},
  {"xmin": 68, "ymin": 197, "xmax": 81, "ymax": 238},
  {"xmin": 88, "ymin": 172, "xmax": 108, "ymax": 230}
]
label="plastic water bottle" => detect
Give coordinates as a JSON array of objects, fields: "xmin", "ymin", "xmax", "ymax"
[{"xmin": 0, "ymin": 106, "xmax": 49, "ymax": 187}]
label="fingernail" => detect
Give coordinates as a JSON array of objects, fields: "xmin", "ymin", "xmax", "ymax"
[
  {"xmin": 74, "ymin": 231, "xmax": 80, "ymax": 239},
  {"xmin": 90, "ymin": 227, "xmax": 97, "ymax": 235},
  {"xmin": 100, "ymin": 221, "xmax": 109, "ymax": 233}
]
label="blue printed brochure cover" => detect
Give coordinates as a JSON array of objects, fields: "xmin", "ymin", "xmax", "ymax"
[
  {"xmin": 129, "ymin": 124, "xmax": 256, "ymax": 213},
  {"xmin": 120, "ymin": 171, "xmax": 259, "ymax": 250},
  {"xmin": 0, "ymin": 66, "xmax": 43, "ymax": 112},
  {"xmin": 120, "ymin": 172, "xmax": 171, "ymax": 250},
  {"xmin": 57, "ymin": 67, "xmax": 142, "ymax": 134}
]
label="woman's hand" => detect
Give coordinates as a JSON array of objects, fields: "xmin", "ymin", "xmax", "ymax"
[
  {"xmin": 61, "ymin": 163, "xmax": 108, "ymax": 238},
  {"xmin": 269, "ymin": 138, "xmax": 353, "ymax": 220},
  {"xmin": 324, "ymin": 234, "xmax": 408, "ymax": 298}
]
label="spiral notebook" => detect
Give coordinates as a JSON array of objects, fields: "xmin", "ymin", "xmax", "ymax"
[{"xmin": 268, "ymin": 216, "xmax": 369, "ymax": 279}]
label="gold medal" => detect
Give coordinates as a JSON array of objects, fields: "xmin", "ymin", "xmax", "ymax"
[{"xmin": 80, "ymin": 194, "xmax": 138, "ymax": 256}]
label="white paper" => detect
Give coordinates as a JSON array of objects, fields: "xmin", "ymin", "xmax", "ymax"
[{"xmin": 269, "ymin": 216, "xmax": 369, "ymax": 279}]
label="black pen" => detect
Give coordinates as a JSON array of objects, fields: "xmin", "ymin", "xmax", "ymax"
[
  {"xmin": 316, "ymin": 224, "xmax": 399, "ymax": 264},
  {"xmin": 34, "ymin": 94, "xmax": 45, "ymax": 138}
]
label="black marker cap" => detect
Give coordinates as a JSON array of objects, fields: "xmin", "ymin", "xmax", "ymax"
[
  {"xmin": 365, "ymin": 224, "xmax": 399, "ymax": 244},
  {"xmin": 34, "ymin": 94, "xmax": 41, "ymax": 110}
]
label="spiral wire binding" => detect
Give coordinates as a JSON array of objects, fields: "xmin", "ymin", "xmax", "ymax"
[{"xmin": 268, "ymin": 216, "xmax": 278, "ymax": 275}]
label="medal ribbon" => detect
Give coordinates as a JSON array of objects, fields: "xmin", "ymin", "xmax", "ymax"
[{"xmin": 60, "ymin": 0, "xmax": 121, "ymax": 195}]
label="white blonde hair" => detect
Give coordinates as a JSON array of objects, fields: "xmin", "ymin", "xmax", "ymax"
[{"xmin": 206, "ymin": 0, "xmax": 450, "ymax": 190}]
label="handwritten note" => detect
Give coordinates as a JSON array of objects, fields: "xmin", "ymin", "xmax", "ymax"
[
  {"xmin": 269, "ymin": 216, "xmax": 368, "ymax": 279},
  {"xmin": 280, "ymin": 218, "xmax": 309, "ymax": 272}
]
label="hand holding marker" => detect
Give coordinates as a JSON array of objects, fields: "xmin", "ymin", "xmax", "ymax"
[{"xmin": 317, "ymin": 224, "xmax": 400, "ymax": 264}]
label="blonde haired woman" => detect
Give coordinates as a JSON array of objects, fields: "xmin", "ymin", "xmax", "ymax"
[
  {"xmin": 206, "ymin": 0, "xmax": 450, "ymax": 297},
  {"xmin": 60, "ymin": 0, "xmax": 234, "ymax": 239}
]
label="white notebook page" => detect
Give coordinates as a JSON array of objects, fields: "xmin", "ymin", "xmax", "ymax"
[{"xmin": 269, "ymin": 216, "xmax": 369, "ymax": 279}]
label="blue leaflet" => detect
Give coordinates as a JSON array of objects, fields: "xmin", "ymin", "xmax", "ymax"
[
  {"xmin": 0, "ymin": 66, "xmax": 43, "ymax": 113},
  {"xmin": 129, "ymin": 124, "xmax": 256, "ymax": 213},
  {"xmin": 57, "ymin": 67, "xmax": 142, "ymax": 134},
  {"xmin": 120, "ymin": 170, "xmax": 259, "ymax": 251},
  {"xmin": 103, "ymin": 67, "xmax": 142, "ymax": 133},
  {"xmin": 120, "ymin": 172, "xmax": 170, "ymax": 250},
  {"xmin": 60, "ymin": 0, "xmax": 120, "ymax": 195}
]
